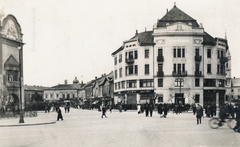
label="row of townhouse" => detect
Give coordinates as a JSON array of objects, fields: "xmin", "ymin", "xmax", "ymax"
[{"xmin": 43, "ymin": 72, "xmax": 114, "ymax": 106}]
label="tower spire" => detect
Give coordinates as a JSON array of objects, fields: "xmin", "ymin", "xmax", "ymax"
[{"xmin": 225, "ymin": 30, "xmax": 227, "ymax": 40}]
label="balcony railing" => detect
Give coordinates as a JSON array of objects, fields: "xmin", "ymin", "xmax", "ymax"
[
  {"xmin": 219, "ymin": 57, "xmax": 228, "ymax": 63},
  {"xmin": 195, "ymin": 71, "xmax": 202, "ymax": 77},
  {"xmin": 172, "ymin": 71, "xmax": 187, "ymax": 77},
  {"xmin": 195, "ymin": 55, "xmax": 202, "ymax": 62},
  {"xmin": 157, "ymin": 55, "xmax": 164, "ymax": 62},
  {"xmin": 157, "ymin": 71, "xmax": 164, "ymax": 77},
  {"xmin": 125, "ymin": 58, "xmax": 134, "ymax": 64}
]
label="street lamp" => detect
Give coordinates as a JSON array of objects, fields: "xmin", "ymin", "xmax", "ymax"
[{"xmin": 18, "ymin": 45, "xmax": 24, "ymax": 123}]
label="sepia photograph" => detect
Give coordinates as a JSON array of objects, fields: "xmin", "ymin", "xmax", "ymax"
[{"xmin": 0, "ymin": 0, "xmax": 240, "ymax": 146}]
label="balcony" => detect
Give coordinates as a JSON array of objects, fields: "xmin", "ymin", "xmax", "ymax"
[
  {"xmin": 195, "ymin": 71, "xmax": 202, "ymax": 77},
  {"xmin": 157, "ymin": 55, "xmax": 164, "ymax": 62},
  {"xmin": 125, "ymin": 58, "xmax": 134, "ymax": 64},
  {"xmin": 219, "ymin": 57, "xmax": 228, "ymax": 63},
  {"xmin": 172, "ymin": 71, "xmax": 187, "ymax": 77},
  {"xmin": 195, "ymin": 55, "xmax": 202, "ymax": 62},
  {"xmin": 157, "ymin": 71, "xmax": 164, "ymax": 77}
]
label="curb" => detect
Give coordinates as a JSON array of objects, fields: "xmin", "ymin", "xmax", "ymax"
[{"xmin": 0, "ymin": 121, "xmax": 56, "ymax": 127}]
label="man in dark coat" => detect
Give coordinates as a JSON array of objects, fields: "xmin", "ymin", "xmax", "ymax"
[
  {"xmin": 101, "ymin": 105, "xmax": 107, "ymax": 118},
  {"xmin": 149, "ymin": 103, "xmax": 154, "ymax": 117},
  {"xmin": 196, "ymin": 104, "xmax": 203, "ymax": 125},
  {"xmin": 233, "ymin": 105, "xmax": 240, "ymax": 132},
  {"xmin": 57, "ymin": 107, "xmax": 63, "ymax": 121},
  {"xmin": 145, "ymin": 103, "xmax": 149, "ymax": 117},
  {"xmin": 163, "ymin": 103, "xmax": 168, "ymax": 118}
]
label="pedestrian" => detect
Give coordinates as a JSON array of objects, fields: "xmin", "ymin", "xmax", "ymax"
[
  {"xmin": 101, "ymin": 104, "xmax": 107, "ymax": 118},
  {"xmin": 163, "ymin": 103, "xmax": 168, "ymax": 118},
  {"xmin": 137, "ymin": 104, "xmax": 141, "ymax": 114},
  {"xmin": 109, "ymin": 105, "xmax": 112, "ymax": 113},
  {"xmin": 119, "ymin": 105, "xmax": 122, "ymax": 113},
  {"xmin": 57, "ymin": 107, "xmax": 63, "ymax": 121},
  {"xmin": 196, "ymin": 104, "xmax": 203, "ymax": 125},
  {"xmin": 145, "ymin": 103, "xmax": 149, "ymax": 117},
  {"xmin": 157, "ymin": 103, "xmax": 163, "ymax": 118},
  {"xmin": 233, "ymin": 105, "xmax": 240, "ymax": 133},
  {"xmin": 149, "ymin": 103, "xmax": 154, "ymax": 117},
  {"xmin": 192, "ymin": 103, "xmax": 196, "ymax": 115}
]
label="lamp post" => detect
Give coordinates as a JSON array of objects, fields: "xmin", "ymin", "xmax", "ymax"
[{"xmin": 18, "ymin": 45, "xmax": 24, "ymax": 123}]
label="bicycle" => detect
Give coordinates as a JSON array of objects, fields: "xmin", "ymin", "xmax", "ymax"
[{"xmin": 208, "ymin": 117, "xmax": 236, "ymax": 129}]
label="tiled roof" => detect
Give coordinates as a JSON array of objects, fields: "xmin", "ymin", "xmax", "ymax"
[
  {"xmin": 130, "ymin": 31, "xmax": 154, "ymax": 46},
  {"xmin": 24, "ymin": 85, "xmax": 49, "ymax": 91},
  {"xmin": 157, "ymin": 5, "xmax": 199, "ymax": 27},
  {"xmin": 202, "ymin": 32, "xmax": 216, "ymax": 46},
  {"xmin": 47, "ymin": 83, "xmax": 83, "ymax": 90},
  {"xmin": 112, "ymin": 31, "xmax": 154, "ymax": 55}
]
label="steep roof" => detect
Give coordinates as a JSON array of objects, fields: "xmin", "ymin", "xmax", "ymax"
[
  {"xmin": 202, "ymin": 32, "xmax": 216, "ymax": 46},
  {"xmin": 157, "ymin": 5, "xmax": 199, "ymax": 27},
  {"xmin": 111, "ymin": 31, "xmax": 154, "ymax": 56}
]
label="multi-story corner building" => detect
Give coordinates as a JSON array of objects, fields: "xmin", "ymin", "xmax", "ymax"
[
  {"xmin": 0, "ymin": 15, "xmax": 25, "ymax": 112},
  {"xmin": 111, "ymin": 4, "xmax": 230, "ymax": 107}
]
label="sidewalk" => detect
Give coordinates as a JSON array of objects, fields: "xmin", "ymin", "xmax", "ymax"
[{"xmin": 0, "ymin": 111, "xmax": 56, "ymax": 127}]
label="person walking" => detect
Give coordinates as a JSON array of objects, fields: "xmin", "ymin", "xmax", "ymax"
[
  {"xmin": 101, "ymin": 104, "xmax": 107, "ymax": 118},
  {"xmin": 192, "ymin": 103, "xmax": 196, "ymax": 115},
  {"xmin": 196, "ymin": 104, "xmax": 203, "ymax": 125},
  {"xmin": 163, "ymin": 103, "xmax": 168, "ymax": 118},
  {"xmin": 57, "ymin": 107, "xmax": 63, "ymax": 121},
  {"xmin": 145, "ymin": 103, "xmax": 149, "ymax": 117},
  {"xmin": 149, "ymin": 103, "xmax": 154, "ymax": 117},
  {"xmin": 157, "ymin": 103, "xmax": 163, "ymax": 118},
  {"xmin": 137, "ymin": 104, "xmax": 141, "ymax": 114}
]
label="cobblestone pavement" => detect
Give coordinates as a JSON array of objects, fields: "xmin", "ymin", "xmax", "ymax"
[{"xmin": 0, "ymin": 108, "xmax": 239, "ymax": 147}]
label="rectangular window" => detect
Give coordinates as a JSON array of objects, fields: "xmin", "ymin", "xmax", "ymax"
[
  {"xmin": 135, "ymin": 65, "xmax": 138, "ymax": 74},
  {"xmin": 114, "ymin": 57, "xmax": 117, "ymax": 65},
  {"xmin": 173, "ymin": 64, "xmax": 176, "ymax": 73},
  {"xmin": 145, "ymin": 64, "xmax": 149, "ymax": 74},
  {"xmin": 115, "ymin": 83, "xmax": 117, "ymax": 90},
  {"xmin": 127, "ymin": 80, "xmax": 137, "ymax": 88},
  {"xmin": 217, "ymin": 64, "xmax": 220, "ymax": 74},
  {"xmin": 158, "ymin": 48, "xmax": 163, "ymax": 56},
  {"xmin": 175, "ymin": 79, "xmax": 184, "ymax": 87},
  {"xmin": 182, "ymin": 47, "xmax": 185, "ymax": 57},
  {"xmin": 158, "ymin": 96, "xmax": 163, "ymax": 102},
  {"xmin": 121, "ymin": 81, "xmax": 125, "ymax": 88},
  {"xmin": 182, "ymin": 64, "xmax": 185, "ymax": 72},
  {"xmin": 140, "ymin": 79, "xmax": 154, "ymax": 87},
  {"xmin": 145, "ymin": 49, "xmax": 149, "ymax": 58},
  {"xmin": 158, "ymin": 79, "xmax": 163, "ymax": 87},
  {"xmin": 177, "ymin": 64, "xmax": 181, "ymax": 74},
  {"xmin": 134, "ymin": 50, "xmax": 138, "ymax": 59},
  {"xmin": 195, "ymin": 48, "xmax": 199, "ymax": 56},
  {"xmin": 207, "ymin": 64, "xmax": 211, "ymax": 73},
  {"xmin": 129, "ymin": 51, "xmax": 133, "ymax": 59},
  {"xmin": 119, "ymin": 68, "xmax": 122, "ymax": 78},
  {"xmin": 177, "ymin": 47, "xmax": 181, "ymax": 57},
  {"xmin": 195, "ymin": 78, "xmax": 200, "ymax": 87},
  {"xmin": 118, "ymin": 82, "xmax": 121, "ymax": 89},
  {"xmin": 207, "ymin": 49, "xmax": 211, "ymax": 58},
  {"xmin": 119, "ymin": 54, "xmax": 122, "ymax": 63},
  {"xmin": 195, "ymin": 63, "xmax": 200, "ymax": 72},
  {"xmin": 125, "ymin": 66, "xmax": 127, "ymax": 76},
  {"xmin": 129, "ymin": 65, "xmax": 133, "ymax": 75},
  {"xmin": 115, "ymin": 70, "xmax": 117, "ymax": 79},
  {"xmin": 195, "ymin": 94, "xmax": 200, "ymax": 103},
  {"xmin": 221, "ymin": 50, "xmax": 224, "ymax": 58},
  {"xmin": 158, "ymin": 64, "xmax": 163, "ymax": 72},
  {"xmin": 173, "ymin": 47, "xmax": 176, "ymax": 57},
  {"xmin": 217, "ymin": 50, "xmax": 220, "ymax": 58}
]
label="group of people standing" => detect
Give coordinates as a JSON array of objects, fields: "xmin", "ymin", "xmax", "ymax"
[{"xmin": 137, "ymin": 103, "xmax": 168, "ymax": 118}]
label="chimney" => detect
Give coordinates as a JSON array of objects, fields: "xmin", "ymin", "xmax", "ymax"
[
  {"xmin": 135, "ymin": 30, "xmax": 138, "ymax": 35},
  {"xmin": 167, "ymin": 9, "xmax": 168, "ymax": 13},
  {"xmin": 65, "ymin": 80, "xmax": 68, "ymax": 85},
  {"xmin": 145, "ymin": 27, "xmax": 146, "ymax": 32},
  {"xmin": 95, "ymin": 76, "xmax": 97, "ymax": 80}
]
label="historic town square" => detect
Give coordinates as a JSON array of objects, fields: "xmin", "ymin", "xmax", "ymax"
[{"xmin": 0, "ymin": 0, "xmax": 240, "ymax": 146}]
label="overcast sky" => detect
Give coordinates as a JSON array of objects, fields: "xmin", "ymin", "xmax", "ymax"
[{"xmin": 1, "ymin": 0, "xmax": 240, "ymax": 87}]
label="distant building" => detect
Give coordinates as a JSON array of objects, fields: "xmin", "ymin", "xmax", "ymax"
[
  {"xmin": 0, "ymin": 14, "xmax": 25, "ymax": 112},
  {"xmin": 43, "ymin": 77, "xmax": 84, "ymax": 107},
  {"xmin": 111, "ymin": 4, "xmax": 231, "ymax": 107}
]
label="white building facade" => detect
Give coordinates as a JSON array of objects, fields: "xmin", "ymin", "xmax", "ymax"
[{"xmin": 112, "ymin": 4, "xmax": 230, "ymax": 107}]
